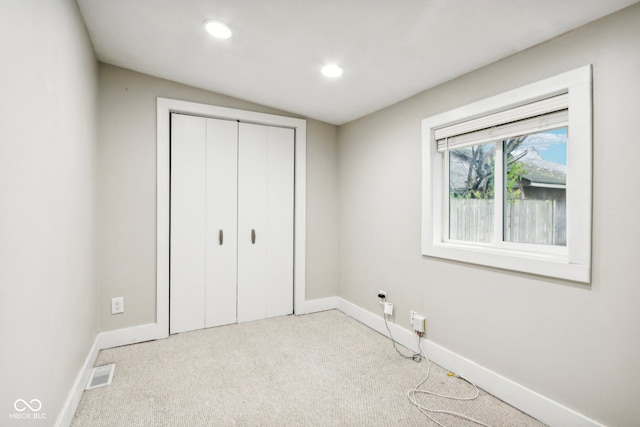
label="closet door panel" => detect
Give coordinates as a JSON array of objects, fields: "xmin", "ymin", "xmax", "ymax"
[
  {"xmin": 237, "ymin": 123, "xmax": 269, "ymax": 322},
  {"xmin": 265, "ymin": 127, "xmax": 294, "ymax": 318},
  {"xmin": 170, "ymin": 114, "xmax": 206, "ymax": 334},
  {"xmin": 172, "ymin": 115, "xmax": 294, "ymax": 330},
  {"xmin": 205, "ymin": 118, "xmax": 238, "ymax": 328},
  {"xmin": 237, "ymin": 123, "xmax": 294, "ymax": 322}
]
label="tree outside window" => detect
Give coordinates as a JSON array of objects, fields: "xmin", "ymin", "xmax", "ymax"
[{"xmin": 448, "ymin": 128, "xmax": 567, "ymax": 246}]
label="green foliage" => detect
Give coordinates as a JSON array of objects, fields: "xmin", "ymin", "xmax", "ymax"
[{"xmin": 506, "ymin": 160, "xmax": 526, "ymax": 201}]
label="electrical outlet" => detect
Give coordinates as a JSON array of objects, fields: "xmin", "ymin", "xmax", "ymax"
[
  {"xmin": 111, "ymin": 297, "xmax": 124, "ymax": 314},
  {"xmin": 410, "ymin": 310, "xmax": 417, "ymax": 324},
  {"xmin": 410, "ymin": 310, "xmax": 426, "ymax": 333},
  {"xmin": 384, "ymin": 302, "xmax": 394, "ymax": 315},
  {"xmin": 413, "ymin": 315, "xmax": 426, "ymax": 333}
]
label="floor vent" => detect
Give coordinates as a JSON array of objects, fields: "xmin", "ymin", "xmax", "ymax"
[{"xmin": 86, "ymin": 364, "xmax": 116, "ymax": 390}]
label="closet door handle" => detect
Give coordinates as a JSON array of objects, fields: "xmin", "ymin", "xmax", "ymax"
[
  {"xmin": 219, "ymin": 229, "xmax": 224, "ymax": 245},
  {"xmin": 251, "ymin": 229, "xmax": 256, "ymax": 244}
]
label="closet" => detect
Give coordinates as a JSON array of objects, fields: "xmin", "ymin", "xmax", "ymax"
[{"xmin": 170, "ymin": 113, "xmax": 294, "ymax": 334}]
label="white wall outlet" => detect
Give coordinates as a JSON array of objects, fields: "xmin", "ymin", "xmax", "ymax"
[
  {"xmin": 384, "ymin": 302, "xmax": 394, "ymax": 315},
  {"xmin": 410, "ymin": 311, "xmax": 426, "ymax": 333},
  {"xmin": 413, "ymin": 315, "xmax": 426, "ymax": 333},
  {"xmin": 111, "ymin": 297, "xmax": 124, "ymax": 314},
  {"xmin": 377, "ymin": 290, "xmax": 387, "ymax": 302}
]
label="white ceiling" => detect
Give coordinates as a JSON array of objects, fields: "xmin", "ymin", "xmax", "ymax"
[{"xmin": 77, "ymin": 0, "xmax": 638, "ymax": 125}]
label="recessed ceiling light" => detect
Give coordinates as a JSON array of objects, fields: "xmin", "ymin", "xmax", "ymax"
[
  {"xmin": 321, "ymin": 64, "xmax": 344, "ymax": 78},
  {"xmin": 204, "ymin": 20, "xmax": 232, "ymax": 39}
]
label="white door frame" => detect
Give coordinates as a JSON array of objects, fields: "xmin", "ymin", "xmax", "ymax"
[{"xmin": 156, "ymin": 97, "xmax": 306, "ymax": 337}]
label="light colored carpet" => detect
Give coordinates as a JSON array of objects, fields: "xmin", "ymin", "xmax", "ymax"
[{"xmin": 72, "ymin": 310, "xmax": 546, "ymax": 426}]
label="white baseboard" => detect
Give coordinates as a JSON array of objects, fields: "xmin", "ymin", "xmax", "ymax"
[
  {"xmin": 303, "ymin": 296, "xmax": 339, "ymax": 314},
  {"xmin": 56, "ymin": 322, "xmax": 168, "ymax": 426},
  {"xmin": 334, "ymin": 297, "xmax": 604, "ymax": 427},
  {"xmin": 96, "ymin": 322, "xmax": 167, "ymax": 350},
  {"xmin": 54, "ymin": 336, "xmax": 100, "ymax": 427}
]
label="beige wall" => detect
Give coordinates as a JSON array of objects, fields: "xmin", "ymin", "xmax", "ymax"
[
  {"xmin": 306, "ymin": 121, "xmax": 339, "ymax": 300},
  {"xmin": 0, "ymin": 0, "xmax": 98, "ymax": 424},
  {"xmin": 97, "ymin": 64, "xmax": 339, "ymax": 331},
  {"xmin": 337, "ymin": 4, "xmax": 640, "ymax": 426}
]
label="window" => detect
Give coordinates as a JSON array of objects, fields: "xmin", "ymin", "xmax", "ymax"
[{"xmin": 422, "ymin": 66, "xmax": 592, "ymax": 283}]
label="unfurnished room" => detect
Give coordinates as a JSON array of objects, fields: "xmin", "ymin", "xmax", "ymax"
[{"xmin": 2, "ymin": 1, "xmax": 640, "ymax": 426}]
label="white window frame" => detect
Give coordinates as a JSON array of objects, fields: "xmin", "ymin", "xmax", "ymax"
[{"xmin": 421, "ymin": 66, "xmax": 592, "ymax": 283}]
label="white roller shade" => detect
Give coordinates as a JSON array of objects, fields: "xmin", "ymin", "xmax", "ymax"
[{"xmin": 436, "ymin": 93, "xmax": 568, "ymax": 152}]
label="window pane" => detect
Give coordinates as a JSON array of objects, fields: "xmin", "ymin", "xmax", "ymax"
[
  {"xmin": 449, "ymin": 143, "xmax": 495, "ymax": 242},
  {"xmin": 504, "ymin": 127, "xmax": 567, "ymax": 246}
]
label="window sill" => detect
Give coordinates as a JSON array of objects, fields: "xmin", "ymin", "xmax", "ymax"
[{"xmin": 423, "ymin": 241, "xmax": 590, "ymax": 283}]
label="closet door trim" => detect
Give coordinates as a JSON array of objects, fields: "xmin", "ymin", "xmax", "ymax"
[{"xmin": 156, "ymin": 98, "xmax": 306, "ymax": 337}]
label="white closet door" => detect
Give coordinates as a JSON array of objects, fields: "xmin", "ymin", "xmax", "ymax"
[
  {"xmin": 172, "ymin": 115, "xmax": 294, "ymax": 331},
  {"xmin": 265, "ymin": 126, "xmax": 295, "ymax": 318},
  {"xmin": 170, "ymin": 114, "xmax": 207, "ymax": 334},
  {"xmin": 205, "ymin": 118, "xmax": 238, "ymax": 328},
  {"xmin": 237, "ymin": 123, "xmax": 294, "ymax": 323}
]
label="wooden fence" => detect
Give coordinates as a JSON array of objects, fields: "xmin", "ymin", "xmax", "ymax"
[{"xmin": 449, "ymin": 198, "xmax": 566, "ymax": 245}]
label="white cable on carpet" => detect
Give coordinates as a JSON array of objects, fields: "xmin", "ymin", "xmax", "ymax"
[
  {"xmin": 407, "ymin": 338, "xmax": 492, "ymax": 427},
  {"xmin": 383, "ymin": 310, "xmax": 492, "ymax": 427}
]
